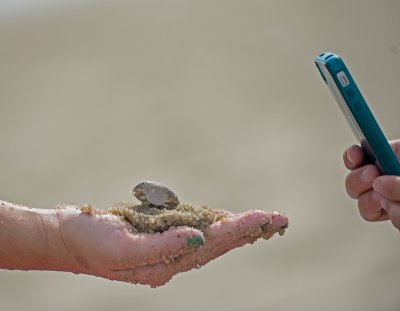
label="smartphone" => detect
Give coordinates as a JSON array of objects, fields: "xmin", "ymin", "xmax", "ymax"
[{"xmin": 315, "ymin": 52, "xmax": 400, "ymax": 176}]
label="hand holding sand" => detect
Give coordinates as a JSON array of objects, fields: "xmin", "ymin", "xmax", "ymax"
[
  {"xmin": 56, "ymin": 205, "xmax": 287, "ymax": 287},
  {"xmin": 0, "ymin": 182, "xmax": 288, "ymax": 287}
]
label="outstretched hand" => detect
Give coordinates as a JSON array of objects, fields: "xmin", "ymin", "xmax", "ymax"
[{"xmin": 57, "ymin": 206, "xmax": 288, "ymax": 287}]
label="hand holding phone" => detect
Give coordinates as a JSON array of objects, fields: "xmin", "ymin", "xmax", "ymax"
[
  {"xmin": 344, "ymin": 140, "xmax": 400, "ymax": 229},
  {"xmin": 315, "ymin": 52, "xmax": 400, "ymax": 176},
  {"xmin": 316, "ymin": 52, "xmax": 400, "ymax": 230}
]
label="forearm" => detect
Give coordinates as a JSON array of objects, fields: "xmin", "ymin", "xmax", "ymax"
[{"xmin": 0, "ymin": 200, "xmax": 74, "ymax": 272}]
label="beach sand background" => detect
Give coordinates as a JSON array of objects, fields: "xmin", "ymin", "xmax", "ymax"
[{"xmin": 0, "ymin": 1, "xmax": 399, "ymax": 310}]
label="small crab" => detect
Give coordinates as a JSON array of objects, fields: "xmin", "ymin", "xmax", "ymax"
[{"xmin": 132, "ymin": 181, "xmax": 180, "ymax": 209}]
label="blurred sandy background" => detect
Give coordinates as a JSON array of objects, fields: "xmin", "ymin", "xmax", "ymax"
[{"xmin": 0, "ymin": 0, "xmax": 400, "ymax": 310}]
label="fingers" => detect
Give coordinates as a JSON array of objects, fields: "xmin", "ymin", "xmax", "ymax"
[
  {"xmin": 110, "ymin": 226, "xmax": 204, "ymax": 268},
  {"xmin": 345, "ymin": 164, "xmax": 380, "ymax": 199},
  {"xmin": 343, "ymin": 141, "xmax": 400, "ymax": 229},
  {"xmin": 205, "ymin": 210, "xmax": 288, "ymax": 242},
  {"xmin": 343, "ymin": 144, "xmax": 367, "ymax": 170},
  {"xmin": 357, "ymin": 190, "xmax": 389, "ymax": 222},
  {"xmin": 373, "ymin": 176, "xmax": 400, "ymax": 202},
  {"xmin": 130, "ymin": 235, "xmax": 260, "ymax": 288},
  {"xmin": 343, "ymin": 140, "xmax": 400, "ymax": 170}
]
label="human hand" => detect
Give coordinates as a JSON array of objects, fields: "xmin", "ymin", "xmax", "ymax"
[
  {"xmin": 56, "ymin": 206, "xmax": 288, "ymax": 287},
  {"xmin": 343, "ymin": 140, "xmax": 400, "ymax": 230}
]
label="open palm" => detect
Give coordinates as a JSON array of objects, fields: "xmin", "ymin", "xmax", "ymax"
[{"xmin": 57, "ymin": 206, "xmax": 288, "ymax": 287}]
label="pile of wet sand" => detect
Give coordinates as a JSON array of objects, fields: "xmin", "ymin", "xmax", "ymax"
[{"xmin": 80, "ymin": 202, "xmax": 226, "ymax": 233}]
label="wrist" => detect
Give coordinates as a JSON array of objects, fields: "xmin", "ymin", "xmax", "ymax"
[
  {"xmin": 39, "ymin": 207, "xmax": 78, "ymax": 272},
  {"xmin": 52, "ymin": 205, "xmax": 89, "ymax": 274},
  {"xmin": 0, "ymin": 201, "xmax": 77, "ymax": 272}
]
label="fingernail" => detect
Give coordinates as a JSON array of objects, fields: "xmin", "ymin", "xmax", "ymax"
[
  {"xmin": 346, "ymin": 149, "xmax": 353, "ymax": 165},
  {"xmin": 380, "ymin": 197, "xmax": 387, "ymax": 211},
  {"xmin": 187, "ymin": 236, "xmax": 205, "ymax": 248},
  {"xmin": 361, "ymin": 167, "xmax": 373, "ymax": 183}
]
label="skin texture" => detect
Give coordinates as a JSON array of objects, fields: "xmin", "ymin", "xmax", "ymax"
[
  {"xmin": 0, "ymin": 200, "xmax": 288, "ymax": 287},
  {"xmin": 343, "ymin": 139, "xmax": 400, "ymax": 230}
]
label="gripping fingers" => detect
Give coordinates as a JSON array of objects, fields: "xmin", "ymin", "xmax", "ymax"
[
  {"xmin": 345, "ymin": 165, "xmax": 380, "ymax": 199},
  {"xmin": 343, "ymin": 140, "xmax": 400, "ymax": 171},
  {"xmin": 373, "ymin": 176, "xmax": 400, "ymax": 202},
  {"xmin": 343, "ymin": 145, "xmax": 367, "ymax": 170},
  {"xmin": 357, "ymin": 190, "xmax": 389, "ymax": 222}
]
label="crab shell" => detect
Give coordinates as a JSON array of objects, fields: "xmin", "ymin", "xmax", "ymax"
[{"xmin": 132, "ymin": 181, "xmax": 180, "ymax": 208}]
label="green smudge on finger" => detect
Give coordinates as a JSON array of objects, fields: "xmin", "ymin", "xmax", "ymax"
[{"xmin": 187, "ymin": 236, "xmax": 205, "ymax": 248}]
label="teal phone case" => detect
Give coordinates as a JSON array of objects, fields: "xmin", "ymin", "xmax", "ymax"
[{"xmin": 315, "ymin": 52, "xmax": 400, "ymax": 176}]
